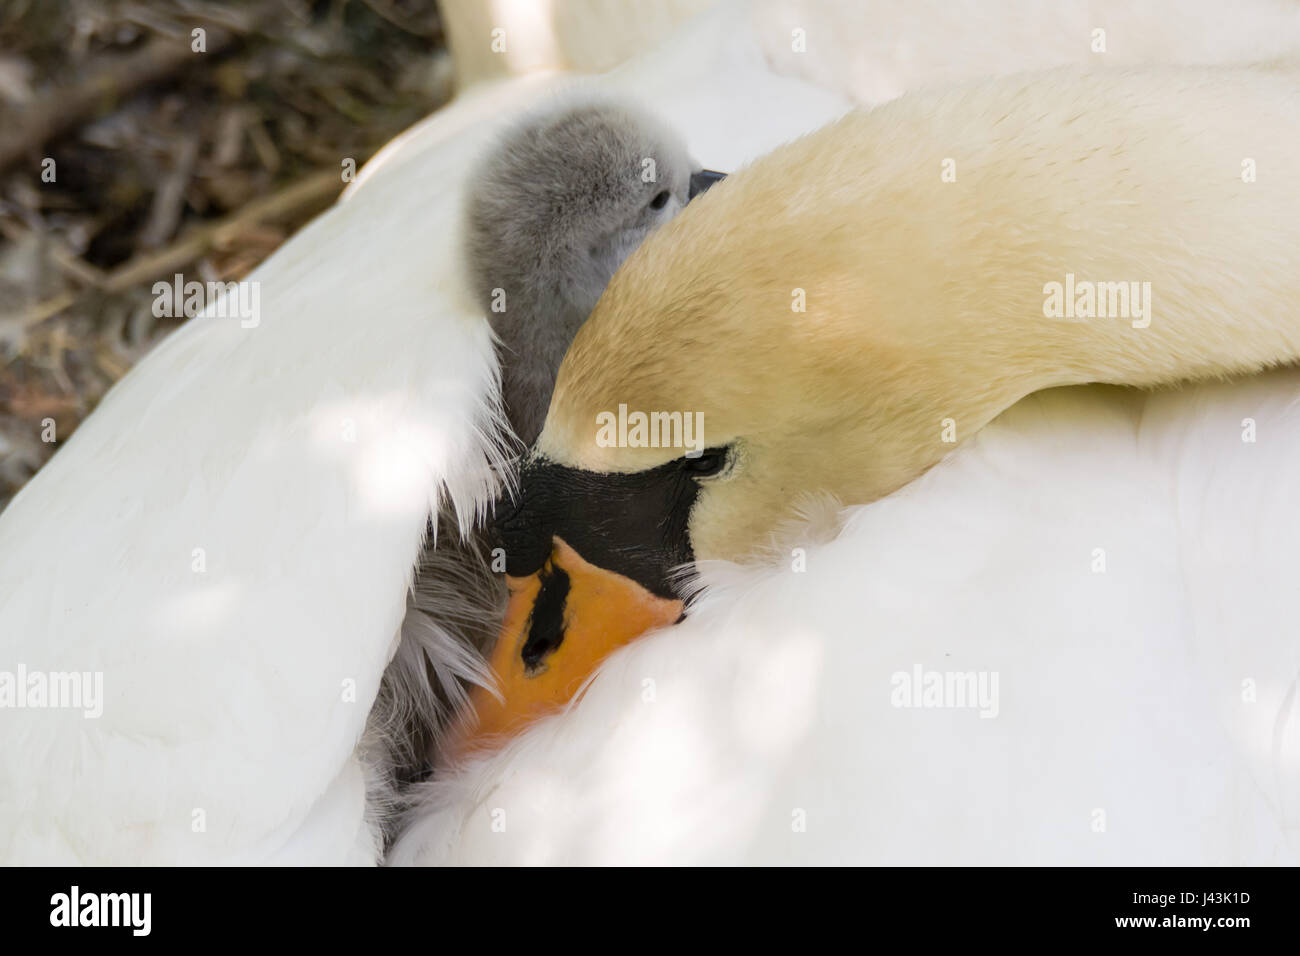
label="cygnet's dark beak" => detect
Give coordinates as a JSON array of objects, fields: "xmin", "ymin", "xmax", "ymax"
[{"xmin": 688, "ymin": 169, "xmax": 727, "ymax": 200}]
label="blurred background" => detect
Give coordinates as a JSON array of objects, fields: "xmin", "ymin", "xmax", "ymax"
[{"xmin": 0, "ymin": 0, "xmax": 452, "ymax": 510}]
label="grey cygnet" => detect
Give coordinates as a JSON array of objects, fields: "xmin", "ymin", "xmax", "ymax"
[{"xmin": 464, "ymin": 96, "xmax": 714, "ymax": 446}]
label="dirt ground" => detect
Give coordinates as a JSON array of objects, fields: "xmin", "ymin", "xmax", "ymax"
[{"xmin": 0, "ymin": 0, "xmax": 451, "ymax": 511}]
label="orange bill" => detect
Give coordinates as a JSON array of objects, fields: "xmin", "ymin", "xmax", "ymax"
[{"xmin": 447, "ymin": 535, "xmax": 683, "ymax": 755}]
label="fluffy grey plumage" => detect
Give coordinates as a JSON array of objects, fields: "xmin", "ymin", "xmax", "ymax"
[
  {"xmin": 465, "ymin": 97, "xmax": 695, "ymax": 446},
  {"xmin": 359, "ymin": 510, "xmax": 504, "ymax": 844},
  {"xmin": 364, "ymin": 96, "xmax": 700, "ymax": 847}
]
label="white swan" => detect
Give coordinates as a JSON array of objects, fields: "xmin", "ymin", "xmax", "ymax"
[{"xmin": 2, "ymin": 0, "xmax": 1298, "ymax": 865}]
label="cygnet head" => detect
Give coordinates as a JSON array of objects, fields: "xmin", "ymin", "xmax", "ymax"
[{"xmin": 464, "ymin": 95, "xmax": 707, "ymax": 446}]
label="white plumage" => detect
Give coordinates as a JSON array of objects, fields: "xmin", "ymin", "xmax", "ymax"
[
  {"xmin": 2, "ymin": 0, "xmax": 1299, "ymax": 864},
  {"xmin": 393, "ymin": 376, "xmax": 1300, "ymax": 864},
  {"xmin": 0, "ymin": 89, "xmax": 509, "ymax": 864}
]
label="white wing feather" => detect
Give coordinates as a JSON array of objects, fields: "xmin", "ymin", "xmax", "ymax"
[{"xmin": 0, "ymin": 95, "xmax": 512, "ymax": 865}]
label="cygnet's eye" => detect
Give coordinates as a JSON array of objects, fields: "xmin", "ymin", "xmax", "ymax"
[
  {"xmin": 648, "ymin": 189, "xmax": 670, "ymax": 210},
  {"xmin": 681, "ymin": 448, "xmax": 727, "ymax": 477}
]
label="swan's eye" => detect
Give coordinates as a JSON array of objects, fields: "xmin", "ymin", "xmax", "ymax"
[
  {"xmin": 649, "ymin": 190, "xmax": 670, "ymax": 210},
  {"xmin": 682, "ymin": 449, "xmax": 726, "ymax": 477}
]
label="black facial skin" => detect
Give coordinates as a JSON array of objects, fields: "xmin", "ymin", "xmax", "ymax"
[{"xmin": 493, "ymin": 448, "xmax": 730, "ymax": 601}]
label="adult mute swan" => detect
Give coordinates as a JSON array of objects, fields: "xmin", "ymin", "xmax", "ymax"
[
  {"xmin": 394, "ymin": 65, "xmax": 1300, "ymax": 864},
  {"xmin": 3, "ymin": 0, "xmax": 1299, "ymax": 866}
]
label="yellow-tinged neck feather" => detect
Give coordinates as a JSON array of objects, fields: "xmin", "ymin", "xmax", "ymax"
[{"xmin": 540, "ymin": 65, "xmax": 1300, "ymax": 561}]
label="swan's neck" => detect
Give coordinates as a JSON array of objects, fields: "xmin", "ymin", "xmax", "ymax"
[
  {"xmin": 815, "ymin": 67, "xmax": 1300, "ymax": 497},
  {"xmin": 555, "ymin": 68, "xmax": 1300, "ymax": 513}
]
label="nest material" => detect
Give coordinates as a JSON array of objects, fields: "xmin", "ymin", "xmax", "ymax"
[{"xmin": 0, "ymin": 0, "xmax": 453, "ymax": 510}]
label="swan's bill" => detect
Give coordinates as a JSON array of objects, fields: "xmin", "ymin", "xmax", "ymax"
[{"xmin": 449, "ymin": 536, "xmax": 683, "ymax": 752}]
